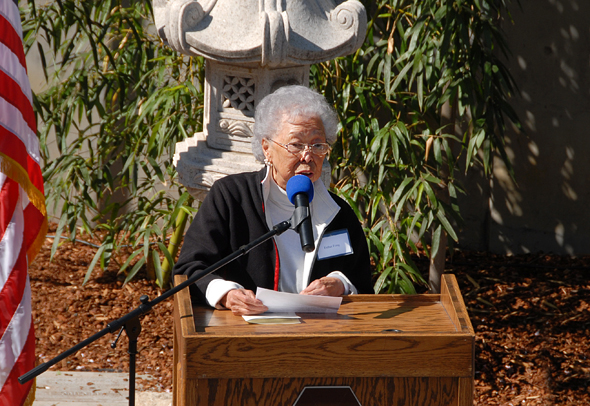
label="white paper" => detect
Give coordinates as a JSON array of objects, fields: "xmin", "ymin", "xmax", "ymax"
[{"xmin": 255, "ymin": 287, "xmax": 342, "ymax": 313}]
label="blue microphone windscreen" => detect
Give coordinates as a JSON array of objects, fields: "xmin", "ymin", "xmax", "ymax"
[{"xmin": 286, "ymin": 175, "xmax": 314, "ymax": 205}]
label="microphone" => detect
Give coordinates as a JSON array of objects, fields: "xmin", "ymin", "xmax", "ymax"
[{"xmin": 286, "ymin": 175, "xmax": 315, "ymax": 253}]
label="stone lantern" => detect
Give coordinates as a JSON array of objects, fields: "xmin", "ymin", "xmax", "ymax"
[{"xmin": 153, "ymin": 0, "xmax": 367, "ymax": 200}]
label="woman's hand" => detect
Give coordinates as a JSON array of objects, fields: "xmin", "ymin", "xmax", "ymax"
[
  {"xmin": 220, "ymin": 289, "xmax": 268, "ymax": 316},
  {"xmin": 300, "ymin": 277, "xmax": 344, "ymax": 296}
]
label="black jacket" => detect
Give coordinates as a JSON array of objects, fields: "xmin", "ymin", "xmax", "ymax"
[{"xmin": 173, "ymin": 169, "xmax": 373, "ymax": 304}]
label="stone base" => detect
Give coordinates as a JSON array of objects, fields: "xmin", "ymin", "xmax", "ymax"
[{"xmin": 174, "ymin": 132, "xmax": 264, "ymax": 201}]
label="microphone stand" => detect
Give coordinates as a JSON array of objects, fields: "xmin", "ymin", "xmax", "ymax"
[{"xmin": 19, "ymin": 220, "xmax": 293, "ymax": 406}]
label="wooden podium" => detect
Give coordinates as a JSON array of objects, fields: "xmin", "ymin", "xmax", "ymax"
[{"xmin": 172, "ymin": 274, "xmax": 474, "ymax": 406}]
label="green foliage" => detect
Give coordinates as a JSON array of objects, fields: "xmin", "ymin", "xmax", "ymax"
[
  {"xmin": 21, "ymin": 1, "xmax": 200, "ymax": 287},
  {"xmin": 312, "ymin": 0, "xmax": 521, "ymax": 293},
  {"xmin": 21, "ymin": 0, "xmax": 521, "ymax": 292}
]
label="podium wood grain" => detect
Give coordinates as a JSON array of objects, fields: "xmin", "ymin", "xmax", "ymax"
[{"xmin": 173, "ymin": 274, "xmax": 474, "ymax": 406}]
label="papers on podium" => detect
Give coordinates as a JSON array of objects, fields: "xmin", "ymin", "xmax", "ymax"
[{"xmin": 242, "ymin": 288, "xmax": 342, "ymax": 324}]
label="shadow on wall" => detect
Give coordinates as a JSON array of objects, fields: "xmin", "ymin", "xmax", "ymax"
[{"xmin": 457, "ymin": 0, "xmax": 590, "ymax": 256}]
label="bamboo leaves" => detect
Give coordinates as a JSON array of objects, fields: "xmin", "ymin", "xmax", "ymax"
[
  {"xmin": 320, "ymin": 0, "xmax": 520, "ymax": 292},
  {"xmin": 22, "ymin": 0, "xmax": 520, "ymax": 293},
  {"xmin": 22, "ymin": 1, "xmax": 200, "ymax": 288}
]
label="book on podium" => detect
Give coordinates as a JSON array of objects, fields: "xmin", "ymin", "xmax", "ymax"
[{"xmin": 172, "ymin": 274, "xmax": 474, "ymax": 406}]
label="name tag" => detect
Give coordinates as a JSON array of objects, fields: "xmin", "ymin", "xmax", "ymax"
[{"xmin": 317, "ymin": 229, "xmax": 353, "ymax": 260}]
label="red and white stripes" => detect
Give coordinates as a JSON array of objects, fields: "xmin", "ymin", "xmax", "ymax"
[
  {"xmin": 0, "ymin": 175, "xmax": 37, "ymax": 404},
  {"xmin": 1, "ymin": 0, "xmax": 47, "ymax": 404}
]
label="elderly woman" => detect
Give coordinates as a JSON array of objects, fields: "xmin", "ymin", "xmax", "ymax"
[{"xmin": 173, "ymin": 85, "xmax": 372, "ymax": 315}]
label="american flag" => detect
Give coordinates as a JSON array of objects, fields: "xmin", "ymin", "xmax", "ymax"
[{"xmin": 1, "ymin": 0, "xmax": 47, "ymax": 405}]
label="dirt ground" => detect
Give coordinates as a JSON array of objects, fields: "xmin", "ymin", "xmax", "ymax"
[{"xmin": 29, "ymin": 232, "xmax": 589, "ymax": 404}]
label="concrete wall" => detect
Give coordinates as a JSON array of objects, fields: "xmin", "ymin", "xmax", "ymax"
[{"xmin": 458, "ymin": 0, "xmax": 590, "ymax": 255}]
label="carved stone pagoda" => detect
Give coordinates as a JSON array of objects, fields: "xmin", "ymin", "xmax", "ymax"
[{"xmin": 153, "ymin": 0, "xmax": 367, "ymax": 199}]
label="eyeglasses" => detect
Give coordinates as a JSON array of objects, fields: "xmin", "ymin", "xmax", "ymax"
[{"xmin": 270, "ymin": 139, "xmax": 331, "ymax": 157}]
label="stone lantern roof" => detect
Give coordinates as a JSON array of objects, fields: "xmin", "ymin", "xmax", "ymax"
[{"xmin": 154, "ymin": 0, "xmax": 366, "ymax": 66}]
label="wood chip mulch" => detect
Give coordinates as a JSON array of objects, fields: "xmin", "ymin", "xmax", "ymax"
[
  {"xmin": 30, "ymin": 233, "xmax": 174, "ymax": 392},
  {"xmin": 28, "ymin": 231, "xmax": 590, "ymax": 404},
  {"xmin": 446, "ymin": 251, "xmax": 590, "ymax": 405}
]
